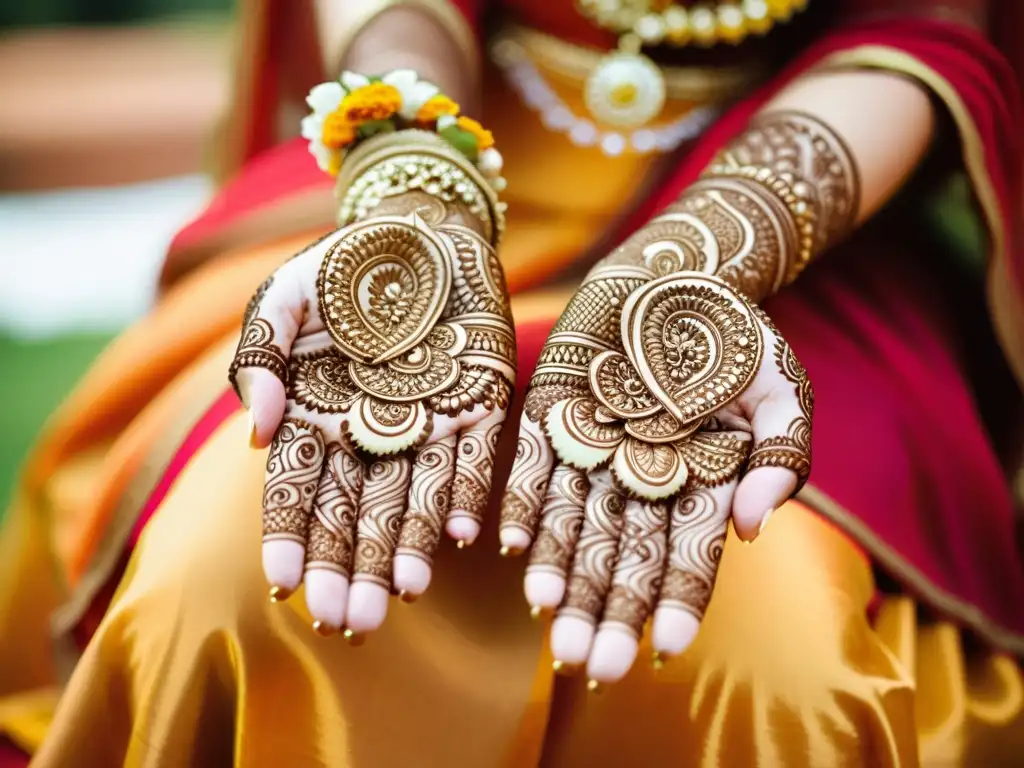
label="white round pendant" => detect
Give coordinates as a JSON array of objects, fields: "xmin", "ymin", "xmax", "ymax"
[{"xmin": 584, "ymin": 51, "xmax": 666, "ymax": 129}]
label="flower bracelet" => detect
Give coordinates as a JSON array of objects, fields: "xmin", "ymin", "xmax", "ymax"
[{"xmin": 302, "ymin": 69, "xmax": 505, "ymax": 192}]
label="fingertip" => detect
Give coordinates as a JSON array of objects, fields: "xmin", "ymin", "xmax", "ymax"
[
  {"xmin": 304, "ymin": 569, "xmax": 349, "ymax": 630},
  {"xmin": 524, "ymin": 571, "xmax": 565, "ymax": 609},
  {"xmin": 263, "ymin": 540, "xmax": 305, "ymax": 594},
  {"xmin": 345, "ymin": 581, "xmax": 390, "ymax": 633},
  {"xmin": 550, "ymin": 615, "xmax": 595, "ymax": 666},
  {"xmin": 242, "ymin": 368, "xmax": 287, "ymax": 448},
  {"xmin": 393, "ymin": 553, "xmax": 432, "ymax": 597},
  {"xmin": 732, "ymin": 467, "xmax": 796, "ymax": 541},
  {"xmin": 445, "ymin": 516, "xmax": 480, "ymax": 546},
  {"xmin": 588, "ymin": 630, "xmax": 639, "ymax": 684},
  {"xmin": 499, "ymin": 525, "xmax": 532, "ymax": 553},
  {"xmin": 651, "ymin": 606, "xmax": 700, "ymax": 657}
]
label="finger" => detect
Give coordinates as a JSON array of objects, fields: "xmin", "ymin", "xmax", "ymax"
[
  {"xmin": 346, "ymin": 456, "xmax": 412, "ymax": 636},
  {"xmin": 524, "ymin": 465, "xmax": 588, "ymax": 611},
  {"xmin": 733, "ymin": 392, "xmax": 809, "ymax": 541},
  {"xmin": 550, "ymin": 470, "xmax": 626, "ymax": 668},
  {"xmin": 262, "ymin": 419, "xmax": 325, "ymax": 598},
  {"xmin": 589, "ymin": 499, "xmax": 669, "ymax": 683},
  {"xmin": 651, "ymin": 479, "xmax": 733, "ymax": 661},
  {"xmin": 446, "ymin": 408, "xmax": 504, "ymax": 546},
  {"xmin": 499, "ymin": 416, "xmax": 555, "ymax": 553},
  {"xmin": 303, "ymin": 441, "xmax": 363, "ymax": 633},
  {"xmin": 393, "ymin": 435, "xmax": 458, "ymax": 600},
  {"xmin": 230, "ymin": 265, "xmax": 307, "ymax": 448}
]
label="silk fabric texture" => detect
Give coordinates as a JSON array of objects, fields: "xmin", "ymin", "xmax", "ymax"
[{"xmin": 0, "ymin": 2, "xmax": 1023, "ymax": 765}]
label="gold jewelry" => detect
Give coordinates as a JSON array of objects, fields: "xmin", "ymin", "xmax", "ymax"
[
  {"xmin": 336, "ymin": 130, "xmax": 506, "ymax": 247},
  {"xmin": 570, "ymin": 0, "xmax": 809, "ymax": 129}
]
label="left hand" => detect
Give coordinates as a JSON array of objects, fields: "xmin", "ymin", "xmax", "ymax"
[{"xmin": 499, "ymin": 265, "xmax": 813, "ymax": 683}]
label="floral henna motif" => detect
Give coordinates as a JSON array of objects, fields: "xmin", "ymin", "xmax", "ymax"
[
  {"xmin": 263, "ymin": 419, "xmax": 325, "ymax": 544},
  {"xmin": 544, "ymin": 273, "xmax": 761, "ymax": 501}
]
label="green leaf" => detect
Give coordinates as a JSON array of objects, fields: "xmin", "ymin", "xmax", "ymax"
[
  {"xmin": 438, "ymin": 126, "xmax": 479, "ymax": 163},
  {"xmin": 357, "ymin": 120, "xmax": 397, "ymax": 139}
]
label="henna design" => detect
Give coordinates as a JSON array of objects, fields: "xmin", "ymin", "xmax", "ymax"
[
  {"xmin": 561, "ymin": 471, "xmax": 626, "ymax": 624},
  {"xmin": 500, "ymin": 418, "xmax": 554, "ymax": 536},
  {"xmin": 528, "ymin": 465, "xmax": 589, "ymax": 576},
  {"xmin": 263, "ymin": 419, "xmax": 325, "ymax": 544},
  {"xmin": 601, "ymin": 500, "xmax": 668, "ymax": 638},
  {"xmin": 229, "ymin": 318, "xmax": 289, "ymax": 397},
  {"xmin": 543, "ymin": 274, "xmax": 762, "ymax": 501},
  {"xmin": 305, "ymin": 441, "xmax": 363, "ymax": 577},
  {"xmin": 398, "ymin": 436, "xmax": 457, "ymax": 562},
  {"xmin": 353, "ymin": 457, "xmax": 412, "ymax": 587},
  {"xmin": 658, "ymin": 487, "xmax": 728, "ymax": 620},
  {"xmin": 449, "ymin": 420, "xmax": 502, "ymax": 524},
  {"xmin": 289, "ymin": 348, "xmax": 361, "ymax": 414}
]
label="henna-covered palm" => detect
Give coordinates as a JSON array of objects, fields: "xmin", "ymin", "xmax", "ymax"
[
  {"xmin": 500, "ymin": 266, "xmax": 812, "ymax": 683},
  {"xmin": 232, "ymin": 210, "xmax": 515, "ymax": 638}
]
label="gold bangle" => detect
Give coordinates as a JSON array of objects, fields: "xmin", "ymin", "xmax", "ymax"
[{"xmin": 336, "ymin": 130, "xmax": 505, "ymax": 248}]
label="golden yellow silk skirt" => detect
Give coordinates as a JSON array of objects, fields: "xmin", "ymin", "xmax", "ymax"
[{"xmin": 1, "ymin": 58, "xmax": 1024, "ymax": 768}]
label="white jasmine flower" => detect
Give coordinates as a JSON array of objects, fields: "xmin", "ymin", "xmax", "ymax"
[
  {"xmin": 437, "ymin": 114, "xmax": 458, "ymax": 131},
  {"xmin": 304, "ymin": 81, "xmax": 345, "ymax": 174},
  {"xmin": 340, "ymin": 71, "xmax": 371, "ymax": 92},
  {"xmin": 478, "ymin": 148, "xmax": 504, "ymax": 178},
  {"xmin": 382, "ymin": 69, "xmax": 441, "ymax": 120}
]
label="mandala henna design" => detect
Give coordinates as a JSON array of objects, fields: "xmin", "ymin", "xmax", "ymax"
[
  {"xmin": 353, "ymin": 457, "xmax": 412, "ymax": 587},
  {"xmin": 304, "ymin": 212, "xmax": 514, "ymax": 456},
  {"xmin": 601, "ymin": 500, "xmax": 668, "ymax": 638},
  {"xmin": 230, "ymin": 318, "xmax": 289, "ymax": 398},
  {"xmin": 449, "ymin": 421, "xmax": 503, "ymax": 524},
  {"xmin": 398, "ymin": 437, "xmax": 457, "ymax": 561},
  {"xmin": 305, "ymin": 441, "xmax": 363, "ymax": 577},
  {"xmin": 561, "ymin": 471, "xmax": 626, "ymax": 624},
  {"xmin": 263, "ymin": 419, "xmax": 325, "ymax": 544},
  {"xmin": 658, "ymin": 487, "xmax": 728, "ymax": 620},
  {"xmin": 544, "ymin": 273, "xmax": 762, "ymax": 501},
  {"xmin": 528, "ymin": 465, "xmax": 589, "ymax": 576}
]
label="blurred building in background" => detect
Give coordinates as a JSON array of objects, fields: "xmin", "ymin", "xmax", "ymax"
[{"xmin": 0, "ymin": 0, "xmax": 234, "ymax": 507}]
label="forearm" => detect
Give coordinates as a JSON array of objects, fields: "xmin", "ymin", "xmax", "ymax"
[
  {"xmin": 601, "ymin": 69, "xmax": 936, "ymax": 302},
  {"xmin": 337, "ymin": 6, "xmax": 478, "ymax": 110}
]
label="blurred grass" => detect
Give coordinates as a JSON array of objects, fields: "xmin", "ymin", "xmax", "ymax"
[{"xmin": 0, "ymin": 334, "xmax": 114, "ymax": 516}]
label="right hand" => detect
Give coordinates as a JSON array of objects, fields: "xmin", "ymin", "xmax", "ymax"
[{"xmin": 230, "ymin": 206, "xmax": 516, "ymax": 639}]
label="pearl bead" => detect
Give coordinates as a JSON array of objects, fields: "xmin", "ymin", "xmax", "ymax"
[{"xmin": 635, "ymin": 14, "xmax": 666, "ymax": 44}]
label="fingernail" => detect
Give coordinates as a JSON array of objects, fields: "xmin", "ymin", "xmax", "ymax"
[
  {"xmin": 651, "ymin": 651, "xmax": 666, "ymax": 671},
  {"xmin": 456, "ymin": 539, "xmax": 470, "ymax": 550},
  {"xmin": 312, "ymin": 620, "xmax": 338, "ymax": 637},
  {"xmin": 342, "ymin": 629, "xmax": 365, "ymax": 647},
  {"xmin": 530, "ymin": 605, "xmax": 553, "ymax": 622},
  {"xmin": 269, "ymin": 585, "xmax": 290, "ymax": 603},
  {"xmin": 500, "ymin": 545, "xmax": 524, "ymax": 557},
  {"xmin": 552, "ymin": 660, "xmax": 580, "ymax": 676},
  {"xmin": 586, "ymin": 679, "xmax": 604, "ymax": 695},
  {"xmin": 248, "ymin": 411, "xmax": 258, "ymax": 449},
  {"xmin": 756, "ymin": 508, "xmax": 775, "ymax": 538},
  {"xmin": 399, "ymin": 590, "xmax": 418, "ymax": 604}
]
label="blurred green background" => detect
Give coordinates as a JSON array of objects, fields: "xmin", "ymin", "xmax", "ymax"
[{"xmin": 0, "ymin": 0, "xmax": 231, "ymax": 28}]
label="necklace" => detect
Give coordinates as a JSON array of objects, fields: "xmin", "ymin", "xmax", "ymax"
[
  {"xmin": 576, "ymin": 0, "xmax": 809, "ymax": 128},
  {"xmin": 492, "ymin": 35, "xmax": 720, "ymax": 157}
]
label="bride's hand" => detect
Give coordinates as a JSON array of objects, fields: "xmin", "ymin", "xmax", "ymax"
[
  {"xmin": 231, "ymin": 205, "xmax": 516, "ymax": 639},
  {"xmin": 500, "ymin": 265, "xmax": 812, "ymax": 684}
]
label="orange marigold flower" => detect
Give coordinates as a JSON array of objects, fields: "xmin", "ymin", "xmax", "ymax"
[
  {"xmin": 321, "ymin": 111, "xmax": 356, "ymax": 149},
  {"xmin": 455, "ymin": 116, "xmax": 495, "ymax": 150},
  {"xmin": 341, "ymin": 82, "xmax": 402, "ymax": 124},
  {"xmin": 415, "ymin": 94, "xmax": 460, "ymax": 124}
]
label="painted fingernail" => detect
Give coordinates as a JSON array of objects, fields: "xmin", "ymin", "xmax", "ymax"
[
  {"xmin": 399, "ymin": 590, "xmax": 418, "ymax": 604},
  {"xmin": 248, "ymin": 411, "xmax": 258, "ymax": 449},
  {"xmin": 500, "ymin": 545, "xmax": 524, "ymax": 557},
  {"xmin": 552, "ymin": 660, "xmax": 580, "ymax": 676},
  {"xmin": 312, "ymin": 620, "xmax": 338, "ymax": 637},
  {"xmin": 651, "ymin": 652, "xmax": 666, "ymax": 671},
  {"xmin": 456, "ymin": 539, "xmax": 469, "ymax": 550},
  {"xmin": 756, "ymin": 507, "xmax": 775, "ymax": 538},
  {"xmin": 268, "ymin": 585, "xmax": 290, "ymax": 603},
  {"xmin": 586, "ymin": 679, "xmax": 604, "ymax": 695},
  {"xmin": 343, "ymin": 629, "xmax": 365, "ymax": 647},
  {"xmin": 530, "ymin": 605, "xmax": 553, "ymax": 622}
]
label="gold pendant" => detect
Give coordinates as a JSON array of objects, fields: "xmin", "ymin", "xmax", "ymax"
[{"xmin": 583, "ymin": 36, "xmax": 666, "ymax": 129}]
